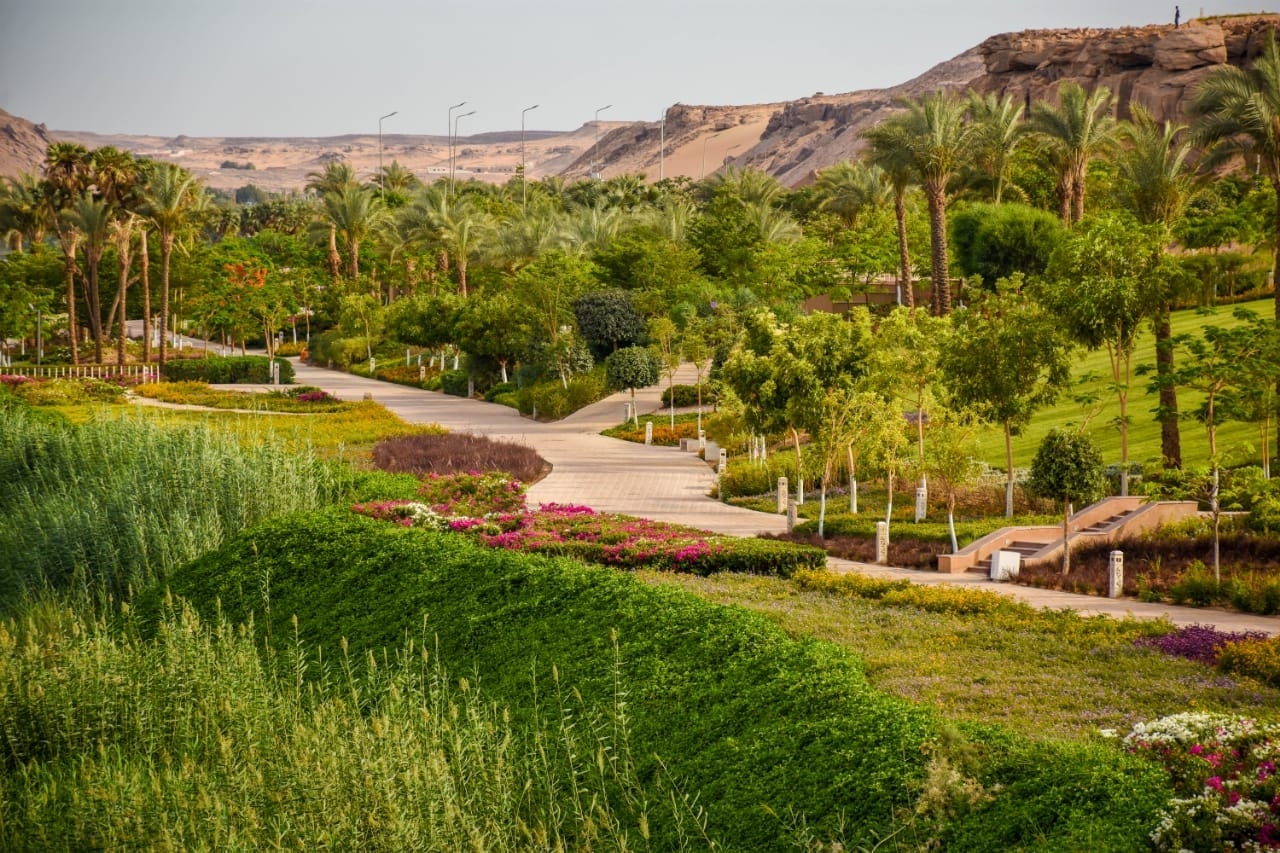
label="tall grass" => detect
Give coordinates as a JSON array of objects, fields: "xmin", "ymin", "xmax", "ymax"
[
  {"xmin": 0, "ymin": 405, "xmax": 347, "ymax": 611},
  {"xmin": 0, "ymin": 600, "xmax": 714, "ymax": 850}
]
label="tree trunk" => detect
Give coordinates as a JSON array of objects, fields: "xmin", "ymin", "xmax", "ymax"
[
  {"xmin": 1071, "ymin": 164, "xmax": 1087, "ymax": 224},
  {"xmin": 1154, "ymin": 306, "xmax": 1181, "ymax": 468},
  {"xmin": 947, "ymin": 495, "xmax": 958, "ymax": 554},
  {"xmin": 818, "ymin": 480, "xmax": 827, "ymax": 540},
  {"xmin": 458, "ymin": 256, "xmax": 469, "ymax": 298},
  {"xmin": 327, "ymin": 224, "xmax": 340, "ymax": 280},
  {"xmin": 1060, "ymin": 503, "xmax": 1071, "ymax": 575},
  {"xmin": 350, "ymin": 239, "xmax": 360, "ymax": 281},
  {"xmin": 85, "ymin": 249, "xmax": 104, "ymax": 365},
  {"xmin": 140, "ymin": 230, "xmax": 152, "ymax": 364},
  {"xmin": 1004, "ymin": 420, "xmax": 1015, "ymax": 518},
  {"xmin": 894, "ymin": 189, "xmax": 914, "ymax": 315},
  {"xmin": 791, "ymin": 426, "xmax": 804, "ymax": 505},
  {"xmin": 63, "ymin": 237, "xmax": 81, "ymax": 365},
  {"xmin": 116, "ymin": 233, "xmax": 133, "ymax": 367},
  {"xmin": 1056, "ymin": 169, "xmax": 1072, "ymax": 226},
  {"xmin": 1273, "ymin": 177, "xmax": 1280, "ymax": 468},
  {"xmin": 925, "ymin": 183, "xmax": 950, "ymax": 316},
  {"xmin": 159, "ymin": 234, "xmax": 173, "ymax": 367}
]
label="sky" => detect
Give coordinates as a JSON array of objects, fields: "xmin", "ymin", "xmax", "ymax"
[{"xmin": 1, "ymin": 0, "xmax": 1274, "ymax": 139}]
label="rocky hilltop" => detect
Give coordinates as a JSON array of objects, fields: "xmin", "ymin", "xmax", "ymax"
[{"xmin": 2, "ymin": 14, "xmax": 1276, "ymax": 190}]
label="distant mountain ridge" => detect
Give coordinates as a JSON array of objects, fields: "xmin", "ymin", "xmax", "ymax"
[{"xmin": 2, "ymin": 13, "xmax": 1276, "ymax": 190}]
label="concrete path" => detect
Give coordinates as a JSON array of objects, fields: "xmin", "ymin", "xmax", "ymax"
[{"xmin": 283, "ymin": 360, "xmax": 1277, "ymax": 636}]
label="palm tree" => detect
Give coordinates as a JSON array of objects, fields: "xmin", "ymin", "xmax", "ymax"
[
  {"xmin": 141, "ymin": 162, "xmax": 199, "ymax": 367},
  {"xmin": 709, "ymin": 166, "xmax": 785, "ymax": 207},
  {"xmin": 743, "ymin": 200, "xmax": 802, "ymax": 244},
  {"xmin": 881, "ymin": 91, "xmax": 973, "ymax": 315},
  {"xmin": 43, "ymin": 142, "xmax": 91, "ymax": 363},
  {"xmin": 1115, "ymin": 106, "xmax": 1205, "ymax": 469},
  {"xmin": 1030, "ymin": 82, "xmax": 1118, "ymax": 224},
  {"xmin": 564, "ymin": 201, "xmax": 623, "ymax": 255},
  {"xmin": 0, "ymin": 172, "xmax": 50, "ymax": 249},
  {"xmin": 374, "ymin": 160, "xmax": 419, "ymax": 196},
  {"xmin": 967, "ymin": 91, "xmax": 1027, "ymax": 203},
  {"xmin": 864, "ymin": 122, "xmax": 919, "ymax": 313},
  {"xmin": 813, "ymin": 160, "xmax": 888, "ymax": 229},
  {"xmin": 489, "ymin": 205, "xmax": 568, "ymax": 272},
  {"xmin": 1191, "ymin": 30, "xmax": 1280, "ymax": 466},
  {"xmin": 108, "ymin": 214, "xmax": 138, "ymax": 365},
  {"xmin": 420, "ymin": 194, "xmax": 491, "ymax": 297},
  {"xmin": 640, "ymin": 197, "xmax": 697, "ymax": 244},
  {"xmin": 63, "ymin": 194, "xmax": 112, "ymax": 363},
  {"xmin": 306, "ymin": 161, "xmax": 357, "ymax": 278},
  {"xmin": 1191, "ymin": 31, "xmax": 1280, "ymax": 324},
  {"xmin": 320, "ymin": 184, "xmax": 386, "ymax": 280}
]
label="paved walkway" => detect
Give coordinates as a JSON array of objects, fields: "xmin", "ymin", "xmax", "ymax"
[{"xmin": 281, "ymin": 360, "xmax": 1277, "ymax": 636}]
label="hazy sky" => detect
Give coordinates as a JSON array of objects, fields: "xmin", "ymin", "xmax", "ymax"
[{"xmin": 1, "ymin": 0, "xmax": 1269, "ymax": 138}]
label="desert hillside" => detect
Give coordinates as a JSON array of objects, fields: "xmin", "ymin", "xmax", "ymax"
[{"xmin": 2, "ymin": 13, "xmax": 1276, "ymax": 190}]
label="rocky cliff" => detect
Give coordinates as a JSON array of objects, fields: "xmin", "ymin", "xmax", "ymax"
[{"xmin": 0, "ymin": 108, "xmax": 54, "ymax": 179}]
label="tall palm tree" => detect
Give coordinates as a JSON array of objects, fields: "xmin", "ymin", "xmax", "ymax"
[
  {"xmin": 306, "ymin": 161, "xmax": 357, "ymax": 278},
  {"xmin": 1030, "ymin": 82, "xmax": 1118, "ymax": 224},
  {"xmin": 373, "ymin": 160, "xmax": 419, "ymax": 196},
  {"xmin": 1191, "ymin": 30, "xmax": 1280, "ymax": 465},
  {"xmin": 879, "ymin": 91, "xmax": 973, "ymax": 315},
  {"xmin": 63, "ymin": 194, "xmax": 112, "ymax": 363},
  {"xmin": 864, "ymin": 122, "xmax": 919, "ymax": 313},
  {"xmin": 743, "ymin": 200, "xmax": 802, "ymax": 244},
  {"xmin": 1191, "ymin": 31, "xmax": 1280, "ymax": 325},
  {"xmin": 430, "ymin": 194, "xmax": 491, "ymax": 297},
  {"xmin": 1116, "ymin": 106, "xmax": 1205, "ymax": 469},
  {"xmin": 489, "ymin": 206, "xmax": 568, "ymax": 272},
  {"xmin": 141, "ymin": 162, "xmax": 199, "ymax": 367},
  {"xmin": 709, "ymin": 166, "xmax": 785, "ymax": 207},
  {"xmin": 967, "ymin": 91, "xmax": 1027, "ymax": 204},
  {"xmin": 42, "ymin": 142, "xmax": 91, "ymax": 363},
  {"xmin": 564, "ymin": 201, "xmax": 623, "ymax": 255},
  {"xmin": 319, "ymin": 184, "xmax": 386, "ymax": 280},
  {"xmin": 109, "ymin": 214, "xmax": 138, "ymax": 365},
  {"xmin": 813, "ymin": 160, "xmax": 888, "ymax": 229}
]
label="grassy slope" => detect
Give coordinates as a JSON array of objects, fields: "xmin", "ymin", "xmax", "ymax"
[
  {"xmin": 981, "ymin": 298, "xmax": 1269, "ymax": 471},
  {"xmin": 149, "ymin": 509, "xmax": 1172, "ymax": 851}
]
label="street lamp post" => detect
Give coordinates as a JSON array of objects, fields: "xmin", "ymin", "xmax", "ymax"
[
  {"xmin": 447, "ymin": 101, "xmax": 466, "ymax": 195},
  {"xmin": 27, "ymin": 303, "xmax": 41, "ymax": 366},
  {"xmin": 378, "ymin": 110, "xmax": 398, "ymax": 203},
  {"xmin": 451, "ymin": 110, "xmax": 475, "ymax": 194},
  {"xmin": 593, "ymin": 104, "xmax": 612, "ymax": 179},
  {"xmin": 521, "ymin": 104, "xmax": 539, "ymax": 209},
  {"xmin": 659, "ymin": 109, "xmax": 666, "ymax": 182}
]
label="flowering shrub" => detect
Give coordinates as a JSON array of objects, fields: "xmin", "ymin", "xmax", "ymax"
[
  {"xmin": 1219, "ymin": 636, "xmax": 1280, "ymax": 689},
  {"xmin": 286, "ymin": 386, "xmax": 338, "ymax": 404},
  {"xmin": 352, "ymin": 475, "xmax": 824, "ymax": 577},
  {"xmin": 602, "ymin": 418, "xmax": 700, "ymax": 446},
  {"xmin": 1135, "ymin": 624, "xmax": 1269, "ymax": 666},
  {"xmin": 1122, "ymin": 712, "xmax": 1280, "ymax": 850}
]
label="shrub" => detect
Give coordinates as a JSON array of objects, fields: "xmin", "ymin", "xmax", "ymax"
[
  {"xmin": 516, "ymin": 371, "xmax": 608, "ymax": 420},
  {"xmin": 1133, "ymin": 624, "xmax": 1268, "ymax": 666},
  {"xmin": 372, "ymin": 434, "xmax": 547, "ymax": 483},
  {"xmin": 161, "ymin": 356, "xmax": 294, "ymax": 385},
  {"xmin": 273, "ymin": 341, "xmax": 305, "ymax": 357},
  {"xmin": 11, "ymin": 377, "xmax": 126, "ymax": 406},
  {"xmin": 484, "ymin": 381, "xmax": 517, "ymax": 402},
  {"xmin": 156, "ymin": 511, "xmax": 1170, "ymax": 850},
  {"xmin": 1217, "ymin": 636, "xmax": 1280, "ymax": 688},
  {"xmin": 440, "ymin": 369, "xmax": 469, "ymax": 397},
  {"xmin": 660, "ymin": 383, "xmax": 717, "ymax": 408},
  {"xmin": 490, "ymin": 392, "xmax": 518, "ymax": 409},
  {"xmin": 1169, "ymin": 561, "xmax": 1224, "ymax": 607},
  {"xmin": 307, "ymin": 330, "xmax": 367, "ymax": 368}
]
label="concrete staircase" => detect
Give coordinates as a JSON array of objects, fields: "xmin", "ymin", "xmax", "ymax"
[{"xmin": 937, "ymin": 497, "xmax": 1200, "ymax": 574}]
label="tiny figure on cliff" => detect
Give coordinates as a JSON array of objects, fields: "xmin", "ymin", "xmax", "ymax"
[{"xmin": 1175, "ymin": 5, "xmax": 1180, "ymax": 27}]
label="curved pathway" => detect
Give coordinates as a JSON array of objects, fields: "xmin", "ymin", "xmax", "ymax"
[{"xmin": 286, "ymin": 360, "xmax": 1277, "ymax": 636}]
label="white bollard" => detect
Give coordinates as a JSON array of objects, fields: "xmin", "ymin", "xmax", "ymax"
[
  {"xmin": 875, "ymin": 521, "xmax": 889, "ymax": 564},
  {"xmin": 717, "ymin": 448, "xmax": 727, "ymax": 474},
  {"xmin": 406, "ymin": 348, "xmax": 411, "ymax": 367},
  {"xmin": 698, "ymin": 429, "xmax": 705, "ymax": 451},
  {"xmin": 419, "ymin": 364, "xmax": 426, "ymax": 382},
  {"xmin": 787, "ymin": 498, "xmax": 797, "ymax": 532},
  {"xmin": 645, "ymin": 422, "xmax": 653, "ymax": 445},
  {"xmin": 914, "ymin": 485, "xmax": 928, "ymax": 522},
  {"xmin": 1108, "ymin": 550, "xmax": 1124, "ymax": 599},
  {"xmin": 777, "ymin": 477, "xmax": 788, "ymax": 514},
  {"xmin": 369, "ymin": 357, "xmax": 376, "ymax": 374}
]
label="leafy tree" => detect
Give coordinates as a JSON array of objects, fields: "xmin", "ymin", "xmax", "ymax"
[
  {"xmin": 949, "ymin": 202, "xmax": 1064, "ymax": 286},
  {"xmin": 1028, "ymin": 428, "xmax": 1105, "ymax": 575},
  {"xmin": 305, "ymin": 161, "xmax": 357, "ymax": 279},
  {"xmin": 925, "ymin": 408, "xmax": 984, "ymax": 553},
  {"xmin": 0, "ymin": 172, "xmax": 51, "ymax": 250},
  {"xmin": 573, "ymin": 289, "xmax": 646, "ymax": 356},
  {"xmin": 648, "ymin": 316, "xmax": 681, "ymax": 429},
  {"xmin": 340, "ymin": 292, "xmax": 385, "ymax": 363},
  {"xmin": 813, "ymin": 161, "xmax": 887, "ymax": 229},
  {"xmin": 515, "ymin": 251, "xmax": 597, "ymax": 366},
  {"xmin": 317, "ymin": 185, "xmax": 386, "ymax": 281},
  {"xmin": 1041, "ymin": 214, "xmax": 1164, "ymax": 495},
  {"xmin": 42, "ymin": 141, "xmax": 91, "ymax": 363},
  {"xmin": 455, "ymin": 293, "xmax": 531, "ymax": 383},
  {"xmin": 62, "ymin": 194, "xmax": 112, "ymax": 363},
  {"xmin": 605, "ymin": 345, "xmax": 659, "ymax": 409},
  {"xmin": 1029, "ymin": 82, "xmax": 1118, "ymax": 224},
  {"xmin": 863, "ymin": 123, "xmax": 919, "ymax": 313},
  {"xmin": 0, "ymin": 247, "xmax": 61, "ymax": 360}
]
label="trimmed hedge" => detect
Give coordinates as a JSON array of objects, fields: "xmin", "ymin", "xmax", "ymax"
[
  {"xmin": 152, "ymin": 511, "xmax": 1171, "ymax": 851},
  {"xmin": 161, "ymin": 356, "xmax": 294, "ymax": 385},
  {"xmin": 660, "ymin": 383, "xmax": 717, "ymax": 408},
  {"xmin": 440, "ymin": 369, "xmax": 469, "ymax": 397}
]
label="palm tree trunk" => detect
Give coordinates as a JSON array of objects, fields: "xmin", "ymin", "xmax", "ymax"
[
  {"xmin": 1004, "ymin": 420, "xmax": 1015, "ymax": 518},
  {"xmin": 1071, "ymin": 165, "xmax": 1086, "ymax": 224},
  {"xmin": 1056, "ymin": 170, "xmax": 1072, "ymax": 225},
  {"xmin": 159, "ymin": 234, "xmax": 173, "ymax": 367},
  {"xmin": 116, "ymin": 237, "xmax": 132, "ymax": 366},
  {"xmin": 925, "ymin": 183, "xmax": 950, "ymax": 316},
  {"xmin": 1272, "ymin": 177, "xmax": 1280, "ymax": 467},
  {"xmin": 327, "ymin": 224, "xmax": 340, "ymax": 280},
  {"xmin": 458, "ymin": 256, "xmax": 469, "ymax": 298},
  {"xmin": 63, "ymin": 247, "xmax": 80, "ymax": 365},
  {"xmin": 350, "ymin": 239, "xmax": 360, "ymax": 281},
  {"xmin": 86, "ymin": 251, "xmax": 104, "ymax": 365},
  {"xmin": 1155, "ymin": 306, "xmax": 1181, "ymax": 468},
  {"xmin": 140, "ymin": 230, "xmax": 152, "ymax": 363},
  {"xmin": 894, "ymin": 189, "xmax": 914, "ymax": 314}
]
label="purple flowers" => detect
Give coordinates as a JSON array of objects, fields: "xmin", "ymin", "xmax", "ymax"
[{"xmin": 1135, "ymin": 624, "xmax": 1269, "ymax": 666}]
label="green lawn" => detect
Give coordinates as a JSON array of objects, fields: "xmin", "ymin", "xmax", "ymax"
[{"xmin": 978, "ymin": 298, "xmax": 1273, "ymax": 472}]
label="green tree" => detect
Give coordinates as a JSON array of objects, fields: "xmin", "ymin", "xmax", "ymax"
[
  {"xmin": 1029, "ymin": 82, "xmax": 1118, "ymax": 224},
  {"xmin": 942, "ymin": 277, "xmax": 1073, "ymax": 516},
  {"xmin": 455, "ymin": 292, "xmax": 531, "ymax": 383},
  {"xmin": 573, "ymin": 289, "xmax": 646, "ymax": 356},
  {"xmin": 605, "ymin": 345, "xmax": 659, "ymax": 409},
  {"xmin": 42, "ymin": 141, "xmax": 91, "ymax": 363},
  {"xmin": 1028, "ymin": 428, "xmax": 1106, "ymax": 575},
  {"xmin": 863, "ymin": 123, "xmax": 919, "ymax": 313},
  {"xmin": 949, "ymin": 202, "xmax": 1064, "ymax": 286},
  {"xmin": 967, "ymin": 91, "xmax": 1028, "ymax": 204},
  {"xmin": 648, "ymin": 316, "xmax": 682, "ymax": 429},
  {"xmin": 813, "ymin": 160, "xmax": 887, "ymax": 229},
  {"xmin": 1041, "ymin": 214, "xmax": 1163, "ymax": 496},
  {"xmin": 63, "ymin": 194, "xmax": 112, "ymax": 364},
  {"xmin": 925, "ymin": 408, "xmax": 984, "ymax": 553},
  {"xmin": 305, "ymin": 161, "xmax": 358, "ymax": 280},
  {"xmin": 319, "ymin": 185, "xmax": 386, "ymax": 281}
]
